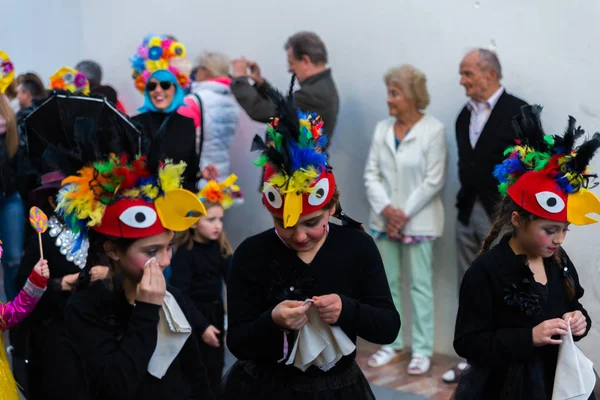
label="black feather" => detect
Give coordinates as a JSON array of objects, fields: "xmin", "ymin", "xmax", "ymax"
[
  {"xmin": 573, "ymin": 132, "xmax": 600, "ymax": 174},
  {"xmin": 511, "ymin": 105, "xmax": 549, "ymax": 151}
]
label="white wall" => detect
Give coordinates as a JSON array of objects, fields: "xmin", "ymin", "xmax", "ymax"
[{"xmin": 9, "ymin": 0, "xmax": 600, "ymax": 362}]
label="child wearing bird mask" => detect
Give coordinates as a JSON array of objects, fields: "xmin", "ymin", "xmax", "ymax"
[
  {"xmin": 222, "ymin": 81, "xmax": 400, "ymax": 399},
  {"xmin": 452, "ymin": 105, "xmax": 599, "ymax": 399}
]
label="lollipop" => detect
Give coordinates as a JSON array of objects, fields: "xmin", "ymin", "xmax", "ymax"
[{"xmin": 29, "ymin": 207, "xmax": 49, "ymax": 259}]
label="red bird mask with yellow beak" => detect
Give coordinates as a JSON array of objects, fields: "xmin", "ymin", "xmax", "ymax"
[
  {"xmin": 494, "ymin": 105, "xmax": 600, "ymax": 225},
  {"xmin": 251, "ymin": 82, "xmax": 335, "ymax": 228}
]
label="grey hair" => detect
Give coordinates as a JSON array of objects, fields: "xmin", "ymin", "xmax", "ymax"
[
  {"xmin": 75, "ymin": 60, "xmax": 103, "ymax": 88},
  {"xmin": 197, "ymin": 51, "xmax": 230, "ymax": 77},
  {"xmin": 284, "ymin": 32, "xmax": 328, "ymax": 64},
  {"xmin": 477, "ymin": 49, "xmax": 503, "ymax": 80}
]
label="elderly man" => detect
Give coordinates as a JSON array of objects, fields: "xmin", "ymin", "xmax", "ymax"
[
  {"xmin": 443, "ymin": 49, "xmax": 528, "ymax": 384},
  {"xmin": 231, "ymin": 31, "xmax": 339, "ymax": 149}
]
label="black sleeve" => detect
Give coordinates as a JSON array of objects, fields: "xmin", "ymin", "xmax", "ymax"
[
  {"xmin": 454, "ymin": 260, "xmax": 536, "ymax": 366},
  {"xmin": 562, "ymin": 252, "xmax": 592, "ymax": 341},
  {"xmin": 170, "ymin": 250, "xmax": 211, "ymax": 334},
  {"xmin": 226, "ymin": 240, "xmax": 284, "ymax": 362},
  {"xmin": 65, "ymin": 294, "xmax": 161, "ymax": 400},
  {"xmin": 334, "ymin": 233, "xmax": 400, "ymax": 345},
  {"xmin": 230, "ymin": 78, "xmax": 277, "ymax": 123}
]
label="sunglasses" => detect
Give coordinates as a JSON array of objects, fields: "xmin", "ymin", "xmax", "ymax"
[{"xmin": 146, "ymin": 81, "xmax": 173, "ymax": 92}]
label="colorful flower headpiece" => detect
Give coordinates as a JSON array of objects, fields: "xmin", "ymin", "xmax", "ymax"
[
  {"xmin": 0, "ymin": 51, "xmax": 15, "ymax": 94},
  {"xmin": 494, "ymin": 105, "xmax": 600, "ymax": 225},
  {"xmin": 198, "ymin": 174, "xmax": 244, "ymax": 210},
  {"xmin": 130, "ymin": 35, "xmax": 191, "ymax": 93},
  {"xmin": 56, "ymin": 154, "xmax": 207, "ymax": 243},
  {"xmin": 252, "ymin": 83, "xmax": 334, "ymax": 228},
  {"xmin": 49, "ymin": 67, "xmax": 90, "ymax": 95}
]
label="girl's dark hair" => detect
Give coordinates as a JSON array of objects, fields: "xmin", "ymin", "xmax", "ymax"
[
  {"xmin": 481, "ymin": 196, "xmax": 575, "ymax": 300},
  {"xmin": 76, "ymin": 229, "xmax": 137, "ymax": 290},
  {"xmin": 175, "ymin": 202, "xmax": 233, "ymax": 258},
  {"xmin": 324, "ymin": 187, "xmax": 364, "ymax": 231}
]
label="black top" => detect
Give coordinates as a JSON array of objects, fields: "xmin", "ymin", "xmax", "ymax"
[
  {"xmin": 131, "ymin": 111, "xmax": 199, "ymax": 190},
  {"xmin": 227, "ymin": 224, "xmax": 400, "ymax": 376},
  {"xmin": 231, "ymin": 69, "xmax": 339, "ymax": 149},
  {"xmin": 170, "ymin": 240, "xmax": 230, "ymax": 333},
  {"xmin": 65, "ymin": 278, "xmax": 214, "ymax": 400},
  {"xmin": 454, "ymin": 235, "xmax": 591, "ymax": 398},
  {"xmin": 455, "ymin": 91, "xmax": 528, "ymax": 224}
]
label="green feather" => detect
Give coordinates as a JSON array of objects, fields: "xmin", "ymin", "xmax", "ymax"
[
  {"xmin": 498, "ymin": 182, "xmax": 509, "ymax": 197},
  {"xmin": 253, "ymin": 155, "xmax": 269, "ymax": 167},
  {"xmin": 543, "ymin": 135, "xmax": 554, "ymax": 146}
]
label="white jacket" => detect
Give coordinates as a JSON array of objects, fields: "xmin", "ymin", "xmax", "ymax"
[
  {"xmin": 189, "ymin": 80, "xmax": 241, "ymax": 188},
  {"xmin": 364, "ymin": 115, "xmax": 447, "ymax": 236}
]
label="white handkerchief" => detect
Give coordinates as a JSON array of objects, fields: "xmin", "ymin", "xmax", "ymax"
[
  {"xmin": 552, "ymin": 318, "xmax": 596, "ymax": 400},
  {"xmin": 147, "ymin": 291, "xmax": 192, "ymax": 379},
  {"xmin": 286, "ymin": 305, "xmax": 356, "ymax": 372}
]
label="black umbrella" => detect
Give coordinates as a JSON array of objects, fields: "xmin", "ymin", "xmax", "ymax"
[{"xmin": 23, "ymin": 92, "xmax": 141, "ymax": 165}]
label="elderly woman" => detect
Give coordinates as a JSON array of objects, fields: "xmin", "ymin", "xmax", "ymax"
[
  {"xmin": 363, "ymin": 65, "xmax": 447, "ymax": 374},
  {"xmin": 130, "ymin": 35, "xmax": 199, "ymax": 190}
]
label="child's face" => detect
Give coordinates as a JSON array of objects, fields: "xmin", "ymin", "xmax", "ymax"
[
  {"xmin": 194, "ymin": 206, "xmax": 224, "ymax": 241},
  {"xmin": 272, "ymin": 208, "xmax": 333, "ymax": 252},
  {"xmin": 515, "ymin": 215, "xmax": 569, "ymax": 258},
  {"xmin": 115, "ymin": 231, "xmax": 175, "ymax": 282}
]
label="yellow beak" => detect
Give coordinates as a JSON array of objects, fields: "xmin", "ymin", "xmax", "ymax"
[
  {"xmin": 283, "ymin": 191, "xmax": 303, "ymax": 228},
  {"xmin": 155, "ymin": 189, "xmax": 207, "ymax": 232},
  {"xmin": 567, "ymin": 189, "xmax": 600, "ymax": 225}
]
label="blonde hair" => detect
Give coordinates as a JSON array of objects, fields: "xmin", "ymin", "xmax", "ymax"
[
  {"xmin": 384, "ymin": 64, "xmax": 430, "ymax": 110},
  {"xmin": 175, "ymin": 202, "xmax": 233, "ymax": 258},
  {"xmin": 197, "ymin": 51, "xmax": 230, "ymax": 78},
  {"xmin": 0, "ymin": 95, "xmax": 19, "ymax": 159}
]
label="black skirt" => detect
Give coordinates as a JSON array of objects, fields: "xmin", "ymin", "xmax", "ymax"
[{"xmin": 222, "ymin": 360, "xmax": 374, "ymax": 400}]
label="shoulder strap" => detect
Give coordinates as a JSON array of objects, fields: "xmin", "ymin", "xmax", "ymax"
[{"xmin": 192, "ymin": 93, "xmax": 204, "ymax": 158}]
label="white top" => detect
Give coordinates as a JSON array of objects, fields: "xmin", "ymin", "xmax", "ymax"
[{"xmin": 363, "ymin": 115, "xmax": 448, "ymax": 236}]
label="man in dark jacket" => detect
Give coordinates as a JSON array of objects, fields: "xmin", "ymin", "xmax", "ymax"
[
  {"xmin": 443, "ymin": 48, "xmax": 528, "ymax": 384},
  {"xmin": 231, "ymin": 31, "xmax": 339, "ymax": 150}
]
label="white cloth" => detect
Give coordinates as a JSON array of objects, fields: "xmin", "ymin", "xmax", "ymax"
[
  {"xmin": 363, "ymin": 115, "xmax": 447, "ymax": 236},
  {"xmin": 552, "ymin": 319, "xmax": 596, "ymax": 400},
  {"xmin": 286, "ymin": 304, "xmax": 356, "ymax": 372},
  {"xmin": 147, "ymin": 291, "xmax": 192, "ymax": 379},
  {"xmin": 466, "ymin": 86, "xmax": 504, "ymax": 148}
]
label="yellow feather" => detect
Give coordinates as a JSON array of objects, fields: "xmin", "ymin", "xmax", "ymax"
[{"xmin": 159, "ymin": 161, "xmax": 186, "ymax": 192}]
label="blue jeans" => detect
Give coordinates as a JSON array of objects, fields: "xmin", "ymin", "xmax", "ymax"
[{"xmin": 0, "ymin": 192, "xmax": 24, "ymax": 301}]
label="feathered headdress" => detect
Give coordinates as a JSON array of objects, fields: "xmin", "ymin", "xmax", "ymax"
[
  {"xmin": 49, "ymin": 67, "xmax": 90, "ymax": 95},
  {"xmin": 51, "ymin": 110, "xmax": 206, "ymax": 243},
  {"xmin": 198, "ymin": 174, "xmax": 244, "ymax": 210},
  {"xmin": 0, "ymin": 51, "xmax": 14, "ymax": 94},
  {"xmin": 494, "ymin": 105, "xmax": 600, "ymax": 225},
  {"xmin": 251, "ymin": 78, "xmax": 335, "ymax": 228},
  {"xmin": 130, "ymin": 34, "xmax": 191, "ymax": 93}
]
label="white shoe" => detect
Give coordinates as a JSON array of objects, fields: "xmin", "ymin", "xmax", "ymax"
[
  {"xmin": 408, "ymin": 353, "xmax": 431, "ymax": 375},
  {"xmin": 367, "ymin": 346, "xmax": 400, "ymax": 368}
]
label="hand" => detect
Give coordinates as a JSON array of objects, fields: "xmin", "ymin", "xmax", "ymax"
[
  {"xmin": 135, "ymin": 258, "xmax": 166, "ymax": 306},
  {"xmin": 61, "ymin": 273, "xmax": 79, "ymax": 291},
  {"xmin": 271, "ymin": 300, "xmax": 312, "ymax": 330},
  {"xmin": 202, "ymin": 325, "xmax": 221, "ymax": 348},
  {"xmin": 247, "ymin": 60, "xmax": 264, "ymax": 85},
  {"xmin": 33, "ymin": 259, "xmax": 50, "ymax": 279},
  {"xmin": 385, "ymin": 222, "xmax": 403, "ymax": 240},
  {"xmin": 563, "ymin": 311, "xmax": 587, "ymax": 337},
  {"xmin": 313, "ymin": 294, "xmax": 342, "ymax": 324},
  {"xmin": 382, "ymin": 206, "xmax": 408, "ymax": 229},
  {"xmin": 201, "ymin": 164, "xmax": 220, "ymax": 180},
  {"xmin": 532, "ymin": 318, "xmax": 569, "ymax": 347},
  {"xmin": 231, "ymin": 58, "xmax": 249, "ymax": 78},
  {"xmin": 90, "ymin": 266, "xmax": 109, "ymax": 282}
]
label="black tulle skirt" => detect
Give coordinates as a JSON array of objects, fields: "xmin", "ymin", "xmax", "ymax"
[{"xmin": 221, "ymin": 360, "xmax": 375, "ymax": 400}]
